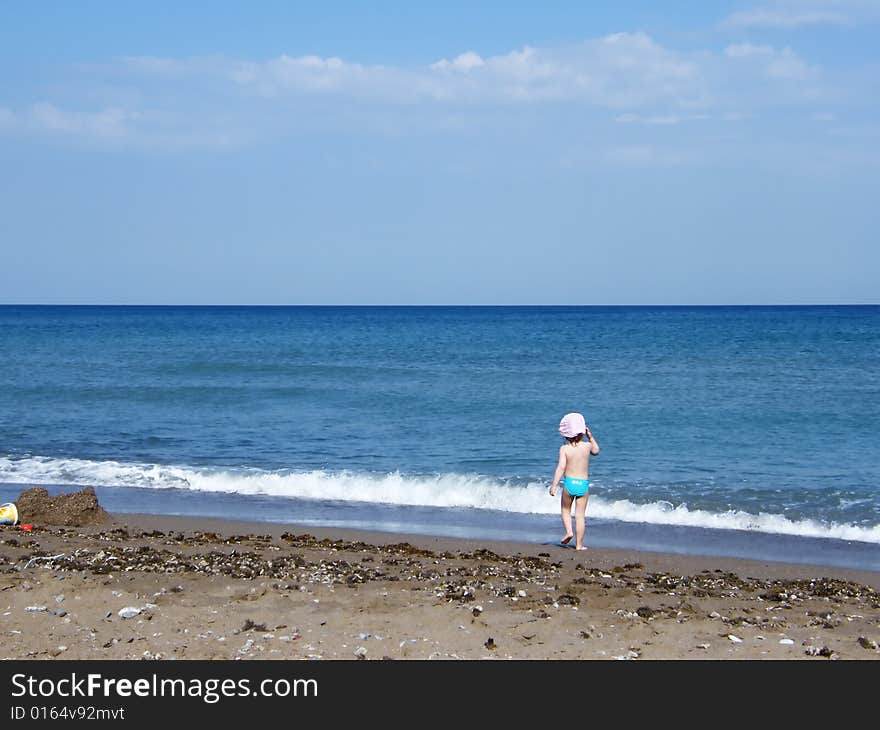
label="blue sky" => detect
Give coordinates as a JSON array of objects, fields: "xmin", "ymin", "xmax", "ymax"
[{"xmin": 1, "ymin": 1, "xmax": 878, "ymax": 304}]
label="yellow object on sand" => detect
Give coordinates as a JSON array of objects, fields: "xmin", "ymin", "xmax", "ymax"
[{"xmin": 0, "ymin": 502, "xmax": 19, "ymax": 525}]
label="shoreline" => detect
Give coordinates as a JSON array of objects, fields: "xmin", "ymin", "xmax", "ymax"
[
  {"xmin": 115, "ymin": 512, "xmax": 880, "ymax": 585},
  {"xmin": 1, "ymin": 511, "xmax": 879, "ymax": 660},
  {"xmin": 3, "ymin": 482, "xmax": 877, "ymax": 574}
]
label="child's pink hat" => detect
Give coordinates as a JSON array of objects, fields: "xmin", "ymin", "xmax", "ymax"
[{"xmin": 559, "ymin": 412, "xmax": 586, "ymax": 438}]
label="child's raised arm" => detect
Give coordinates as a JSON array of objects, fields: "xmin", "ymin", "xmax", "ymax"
[
  {"xmin": 549, "ymin": 445, "xmax": 567, "ymax": 496},
  {"xmin": 586, "ymin": 427, "xmax": 600, "ymax": 455}
]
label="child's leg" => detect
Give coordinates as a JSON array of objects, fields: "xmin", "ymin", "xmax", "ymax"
[
  {"xmin": 574, "ymin": 495, "xmax": 589, "ymax": 550},
  {"xmin": 560, "ymin": 490, "xmax": 574, "ymax": 544}
]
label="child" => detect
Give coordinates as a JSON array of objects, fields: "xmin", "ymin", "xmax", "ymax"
[{"xmin": 549, "ymin": 412, "xmax": 600, "ymax": 550}]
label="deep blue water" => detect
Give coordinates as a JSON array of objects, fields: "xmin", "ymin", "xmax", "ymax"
[{"xmin": 1, "ymin": 305, "xmax": 878, "ymax": 570}]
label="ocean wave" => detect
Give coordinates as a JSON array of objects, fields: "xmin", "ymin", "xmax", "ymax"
[{"xmin": 1, "ymin": 455, "xmax": 878, "ymax": 544}]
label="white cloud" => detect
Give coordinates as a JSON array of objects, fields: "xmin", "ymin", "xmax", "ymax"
[
  {"xmin": 87, "ymin": 33, "xmax": 833, "ymax": 119},
  {"xmin": 725, "ymin": 8, "xmax": 849, "ymax": 28},
  {"xmin": 202, "ymin": 32, "xmax": 706, "ymax": 109},
  {"xmin": 0, "ymin": 102, "xmax": 242, "ymax": 148},
  {"xmin": 118, "ymin": 56, "xmax": 189, "ymax": 75},
  {"xmin": 0, "ymin": 30, "xmax": 857, "ymax": 149},
  {"xmin": 0, "ymin": 103, "xmax": 137, "ymax": 139},
  {"xmin": 725, "ymin": 43, "xmax": 774, "ymax": 58},
  {"xmin": 431, "ymin": 51, "xmax": 486, "ymax": 72},
  {"xmin": 723, "ymin": 0, "xmax": 880, "ymax": 29},
  {"xmin": 725, "ymin": 43, "xmax": 817, "ymax": 80},
  {"xmin": 29, "ymin": 103, "xmax": 135, "ymax": 139},
  {"xmin": 231, "ymin": 54, "xmax": 371, "ymax": 95},
  {"xmin": 0, "ymin": 107, "xmax": 16, "ymax": 130}
]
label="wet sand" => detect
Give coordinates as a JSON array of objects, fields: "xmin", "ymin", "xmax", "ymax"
[{"xmin": 1, "ymin": 513, "xmax": 879, "ymax": 660}]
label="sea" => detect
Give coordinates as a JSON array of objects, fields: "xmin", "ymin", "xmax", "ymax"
[{"xmin": 1, "ymin": 305, "xmax": 878, "ymax": 571}]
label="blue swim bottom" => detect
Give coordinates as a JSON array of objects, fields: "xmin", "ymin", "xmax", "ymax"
[{"xmin": 564, "ymin": 477, "xmax": 590, "ymax": 497}]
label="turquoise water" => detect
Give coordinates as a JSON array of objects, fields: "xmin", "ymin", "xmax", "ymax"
[{"xmin": 1, "ymin": 305, "xmax": 878, "ymax": 569}]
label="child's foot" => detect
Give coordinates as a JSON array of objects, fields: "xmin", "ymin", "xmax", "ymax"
[
  {"xmin": 575, "ymin": 546, "xmax": 587, "ymax": 551},
  {"xmin": 560, "ymin": 534, "xmax": 573, "ymax": 545}
]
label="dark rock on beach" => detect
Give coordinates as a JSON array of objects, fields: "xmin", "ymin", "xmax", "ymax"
[{"xmin": 16, "ymin": 487, "xmax": 108, "ymax": 527}]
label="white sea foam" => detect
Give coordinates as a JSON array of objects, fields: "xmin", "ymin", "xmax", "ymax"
[{"xmin": 1, "ymin": 455, "xmax": 878, "ymax": 544}]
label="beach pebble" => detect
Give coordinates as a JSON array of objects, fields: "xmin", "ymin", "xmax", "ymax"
[
  {"xmin": 612, "ymin": 650, "xmax": 639, "ymax": 660},
  {"xmin": 857, "ymin": 637, "xmax": 878, "ymax": 651},
  {"xmin": 54, "ymin": 594, "xmax": 65, "ymax": 603},
  {"xmin": 357, "ymin": 632, "xmax": 372, "ymax": 640},
  {"xmin": 472, "ymin": 605, "xmax": 483, "ymax": 616},
  {"xmin": 696, "ymin": 643, "xmax": 710, "ymax": 649},
  {"xmin": 49, "ymin": 645, "xmax": 67, "ymax": 657},
  {"xmin": 50, "ymin": 609, "xmax": 67, "ymax": 617},
  {"xmin": 25, "ymin": 606, "xmax": 47, "ymax": 612},
  {"xmin": 778, "ymin": 638, "xmax": 795, "ymax": 645},
  {"xmin": 517, "ymin": 590, "xmax": 527, "ymax": 598},
  {"xmin": 238, "ymin": 639, "xmax": 254, "ymax": 655},
  {"xmin": 804, "ymin": 645, "xmax": 836, "ymax": 658},
  {"xmin": 354, "ymin": 646, "xmax": 367, "ymax": 659},
  {"xmin": 727, "ymin": 634, "xmax": 743, "ymax": 643},
  {"xmin": 118, "ymin": 606, "xmax": 142, "ymax": 619}
]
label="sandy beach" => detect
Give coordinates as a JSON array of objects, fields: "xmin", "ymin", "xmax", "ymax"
[{"xmin": 1, "ymin": 513, "xmax": 878, "ymax": 660}]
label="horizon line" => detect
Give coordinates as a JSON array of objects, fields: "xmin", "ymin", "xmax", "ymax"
[{"xmin": 1, "ymin": 303, "xmax": 878, "ymax": 308}]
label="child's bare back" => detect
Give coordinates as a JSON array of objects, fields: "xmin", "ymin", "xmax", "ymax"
[{"xmin": 560, "ymin": 440, "xmax": 591, "ymax": 479}]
